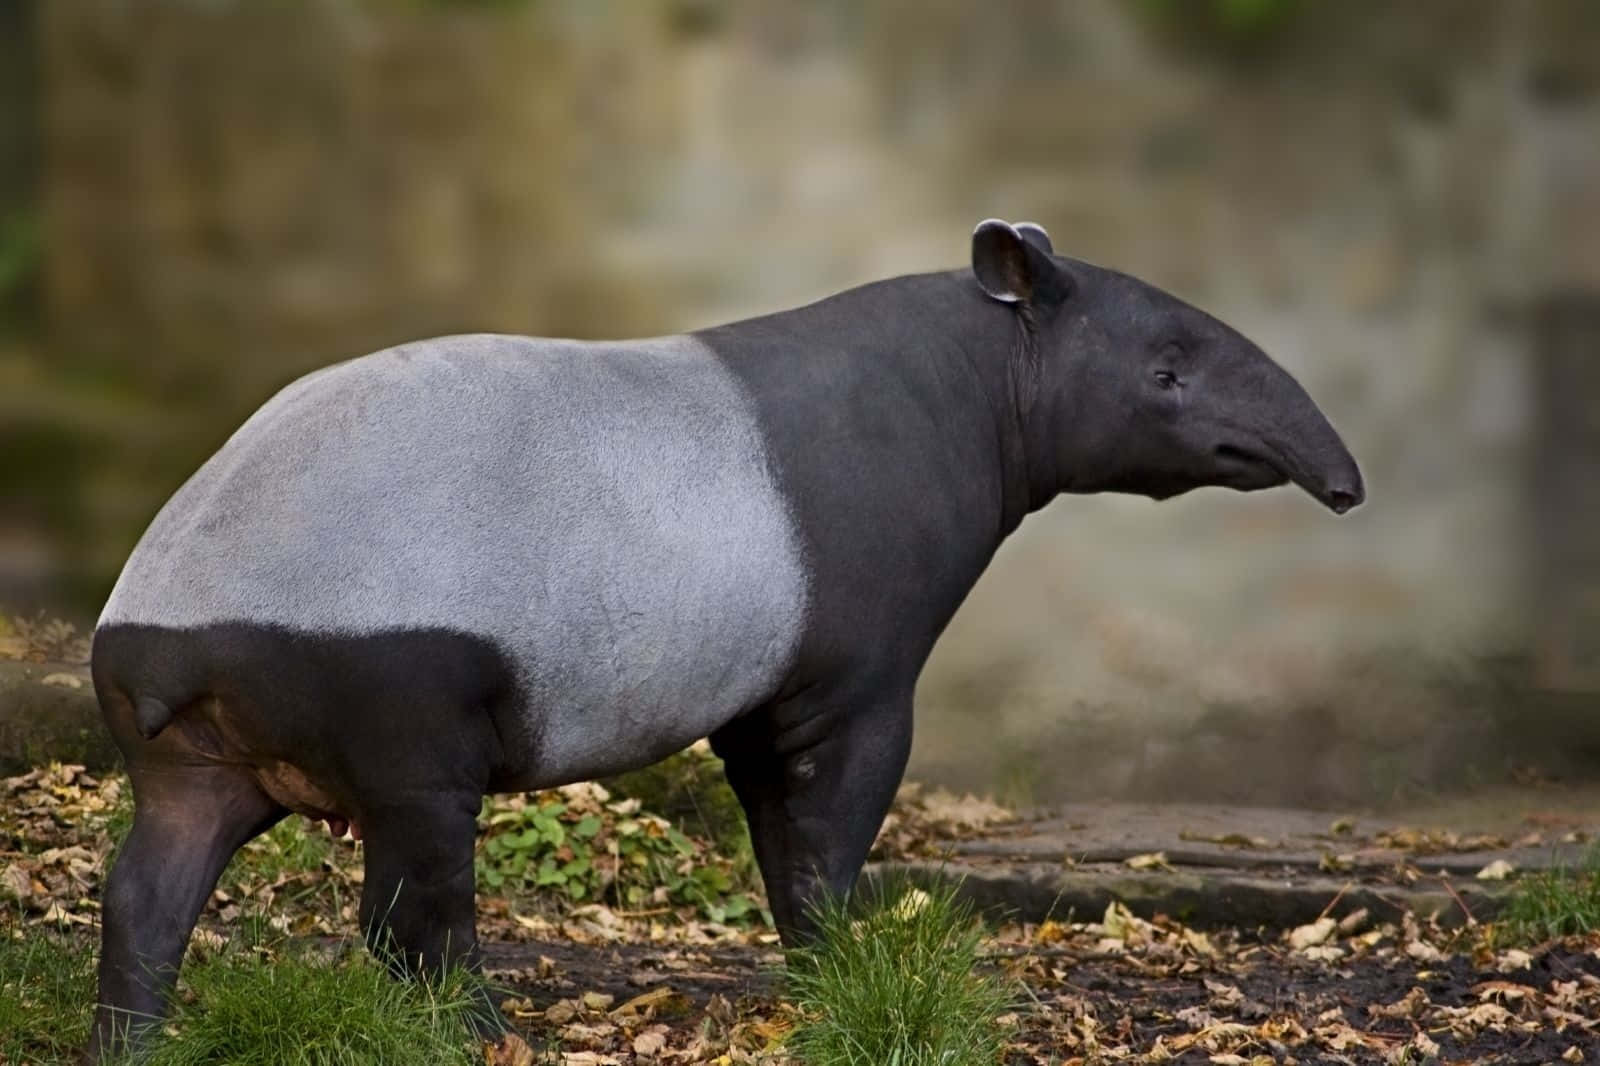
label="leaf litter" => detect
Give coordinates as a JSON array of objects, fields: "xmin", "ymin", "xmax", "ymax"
[{"xmin": 5, "ymin": 764, "xmax": 1600, "ymax": 1064}]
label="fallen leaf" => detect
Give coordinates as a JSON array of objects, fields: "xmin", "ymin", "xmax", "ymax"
[
  {"xmin": 1288, "ymin": 917, "xmax": 1336, "ymax": 950},
  {"xmin": 1476, "ymin": 859, "xmax": 1515, "ymax": 880},
  {"xmin": 1336, "ymin": 907, "xmax": 1369, "ymax": 934},
  {"xmin": 560, "ymin": 1021, "xmax": 617, "ymax": 1045},
  {"xmin": 632, "ymin": 1025, "xmax": 668, "ymax": 1056},
  {"xmin": 1124, "ymin": 850, "xmax": 1170, "ymax": 871},
  {"xmin": 611, "ymin": 986, "xmax": 686, "ymax": 1018},
  {"xmin": 1386, "ymin": 1030, "xmax": 1440, "ymax": 1064},
  {"xmin": 544, "ymin": 999, "xmax": 578, "ymax": 1024},
  {"xmin": 40, "ymin": 672, "xmax": 84, "ymax": 689},
  {"xmin": 1473, "ymin": 980, "xmax": 1533, "ymax": 1003},
  {"xmin": 1369, "ymin": 986, "xmax": 1429, "ymax": 1020},
  {"xmin": 1098, "ymin": 901, "xmax": 1154, "ymax": 944},
  {"xmin": 1495, "ymin": 948, "xmax": 1534, "ymax": 972},
  {"xmin": 1036, "ymin": 919, "xmax": 1069, "ymax": 945},
  {"xmin": 1204, "ymin": 980, "xmax": 1244, "ymax": 1007},
  {"xmin": 1, "ymin": 863, "xmax": 31, "ymax": 901},
  {"xmin": 484, "ymin": 1032, "xmax": 536, "ymax": 1066},
  {"xmin": 892, "ymin": 888, "xmax": 931, "ymax": 920},
  {"xmin": 499, "ymin": 997, "xmax": 538, "ymax": 1019}
]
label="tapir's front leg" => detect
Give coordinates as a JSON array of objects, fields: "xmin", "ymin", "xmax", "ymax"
[
  {"xmin": 87, "ymin": 765, "xmax": 284, "ymax": 1061},
  {"xmin": 713, "ymin": 684, "xmax": 913, "ymax": 944}
]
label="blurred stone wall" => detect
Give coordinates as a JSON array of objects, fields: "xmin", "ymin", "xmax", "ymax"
[
  {"xmin": 45, "ymin": 1, "xmax": 592, "ymax": 392},
  {"xmin": 1531, "ymin": 295, "xmax": 1600, "ymax": 690},
  {"xmin": 24, "ymin": 0, "xmax": 1600, "ymax": 800},
  {"xmin": 0, "ymin": 0, "xmax": 37, "ymax": 322}
]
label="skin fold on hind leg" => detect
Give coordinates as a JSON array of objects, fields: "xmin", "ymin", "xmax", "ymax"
[{"xmin": 86, "ymin": 764, "xmax": 284, "ymax": 1062}]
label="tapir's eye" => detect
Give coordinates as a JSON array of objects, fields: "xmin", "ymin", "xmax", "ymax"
[{"xmin": 1153, "ymin": 370, "xmax": 1179, "ymax": 390}]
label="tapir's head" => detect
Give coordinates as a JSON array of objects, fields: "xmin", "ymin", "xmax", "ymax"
[{"xmin": 971, "ymin": 219, "xmax": 1364, "ymax": 514}]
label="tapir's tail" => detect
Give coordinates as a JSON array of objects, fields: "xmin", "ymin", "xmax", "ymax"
[
  {"xmin": 90, "ymin": 624, "xmax": 211, "ymax": 745},
  {"xmin": 132, "ymin": 696, "xmax": 175, "ymax": 740}
]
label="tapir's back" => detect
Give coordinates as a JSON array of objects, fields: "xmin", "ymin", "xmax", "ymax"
[{"xmin": 99, "ymin": 333, "xmax": 808, "ymax": 784}]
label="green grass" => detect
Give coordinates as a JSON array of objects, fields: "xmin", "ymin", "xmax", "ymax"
[
  {"xmin": 0, "ymin": 919, "xmax": 494, "ymax": 1066},
  {"xmin": 0, "ymin": 922, "xmax": 97, "ymax": 1064},
  {"xmin": 139, "ymin": 935, "xmax": 491, "ymax": 1066},
  {"xmin": 1503, "ymin": 845, "xmax": 1600, "ymax": 942},
  {"xmin": 220, "ymin": 815, "xmax": 337, "ymax": 901},
  {"xmin": 784, "ymin": 876, "xmax": 1015, "ymax": 1066}
]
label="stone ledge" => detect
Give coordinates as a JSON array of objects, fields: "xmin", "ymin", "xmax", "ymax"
[
  {"xmin": 0, "ymin": 660, "xmax": 112, "ymax": 774},
  {"xmin": 866, "ymin": 859, "xmax": 1517, "ymax": 930}
]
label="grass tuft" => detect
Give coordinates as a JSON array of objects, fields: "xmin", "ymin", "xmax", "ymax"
[
  {"xmin": 0, "ymin": 922, "xmax": 97, "ymax": 1064},
  {"xmin": 139, "ymin": 934, "xmax": 490, "ymax": 1066},
  {"xmin": 784, "ymin": 876, "xmax": 1014, "ymax": 1066},
  {"xmin": 1503, "ymin": 845, "xmax": 1600, "ymax": 943},
  {"xmin": 0, "ymin": 916, "xmax": 494, "ymax": 1066}
]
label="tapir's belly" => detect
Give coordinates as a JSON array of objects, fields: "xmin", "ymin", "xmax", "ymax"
[{"xmin": 99, "ymin": 334, "xmax": 809, "ymax": 786}]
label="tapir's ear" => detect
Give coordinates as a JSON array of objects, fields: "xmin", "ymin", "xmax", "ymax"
[
  {"xmin": 971, "ymin": 218, "xmax": 1061, "ymax": 305},
  {"xmin": 1014, "ymin": 221, "xmax": 1053, "ymax": 255}
]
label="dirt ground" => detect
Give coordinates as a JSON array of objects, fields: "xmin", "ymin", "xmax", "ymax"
[
  {"xmin": 6, "ymin": 764, "xmax": 1600, "ymax": 1064},
  {"xmin": 477, "ymin": 921, "xmax": 1600, "ymax": 1064}
]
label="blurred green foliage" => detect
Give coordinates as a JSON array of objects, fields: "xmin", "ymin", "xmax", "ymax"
[
  {"xmin": 0, "ymin": 211, "xmax": 38, "ymax": 328},
  {"xmin": 1137, "ymin": 0, "xmax": 1302, "ymax": 57}
]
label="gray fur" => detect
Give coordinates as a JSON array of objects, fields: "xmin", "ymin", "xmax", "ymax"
[{"xmin": 100, "ymin": 334, "xmax": 809, "ymax": 786}]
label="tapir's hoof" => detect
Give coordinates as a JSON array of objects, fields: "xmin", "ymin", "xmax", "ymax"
[{"xmin": 484, "ymin": 1031, "xmax": 537, "ymax": 1066}]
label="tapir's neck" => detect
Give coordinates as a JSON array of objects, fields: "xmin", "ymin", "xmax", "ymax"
[
  {"xmin": 710, "ymin": 269, "xmax": 1047, "ymax": 530},
  {"xmin": 696, "ymin": 271, "xmax": 1051, "ymax": 661}
]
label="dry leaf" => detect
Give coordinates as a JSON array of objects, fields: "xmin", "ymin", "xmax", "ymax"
[
  {"xmin": 1125, "ymin": 851, "xmax": 1170, "ymax": 871},
  {"xmin": 1336, "ymin": 908, "xmax": 1369, "ymax": 934},
  {"xmin": 632, "ymin": 1025, "xmax": 669, "ymax": 1056},
  {"xmin": 892, "ymin": 888, "xmax": 931, "ymax": 920},
  {"xmin": 1369, "ymin": 986, "xmax": 1429, "ymax": 1020},
  {"xmin": 1386, "ymin": 1030, "xmax": 1440, "ymax": 1064},
  {"xmin": 1, "ymin": 863, "xmax": 31, "ymax": 901},
  {"xmin": 1036, "ymin": 919, "xmax": 1068, "ymax": 945},
  {"xmin": 612, "ymin": 985, "xmax": 684, "ymax": 1018},
  {"xmin": 484, "ymin": 1032, "xmax": 536, "ymax": 1066},
  {"xmin": 1496, "ymin": 948, "xmax": 1534, "ymax": 972},
  {"xmin": 1288, "ymin": 917, "xmax": 1336, "ymax": 950},
  {"xmin": 1476, "ymin": 859, "xmax": 1515, "ymax": 880}
]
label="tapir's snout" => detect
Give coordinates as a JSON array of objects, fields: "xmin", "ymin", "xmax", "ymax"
[
  {"xmin": 1264, "ymin": 388, "xmax": 1365, "ymax": 515},
  {"xmin": 1322, "ymin": 476, "xmax": 1364, "ymax": 515},
  {"xmin": 1214, "ymin": 356, "xmax": 1364, "ymax": 515}
]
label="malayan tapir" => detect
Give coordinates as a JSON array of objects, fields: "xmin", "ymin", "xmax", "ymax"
[{"xmin": 85, "ymin": 219, "xmax": 1363, "ymax": 1056}]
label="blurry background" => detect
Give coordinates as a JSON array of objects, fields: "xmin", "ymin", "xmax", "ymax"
[{"xmin": 2, "ymin": 0, "xmax": 1598, "ymax": 808}]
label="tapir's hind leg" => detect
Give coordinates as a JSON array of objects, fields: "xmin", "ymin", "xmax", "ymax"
[
  {"xmin": 88, "ymin": 763, "xmax": 284, "ymax": 1060},
  {"xmin": 712, "ymin": 687, "xmax": 913, "ymax": 944},
  {"xmin": 355, "ymin": 790, "xmax": 504, "ymax": 1035}
]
